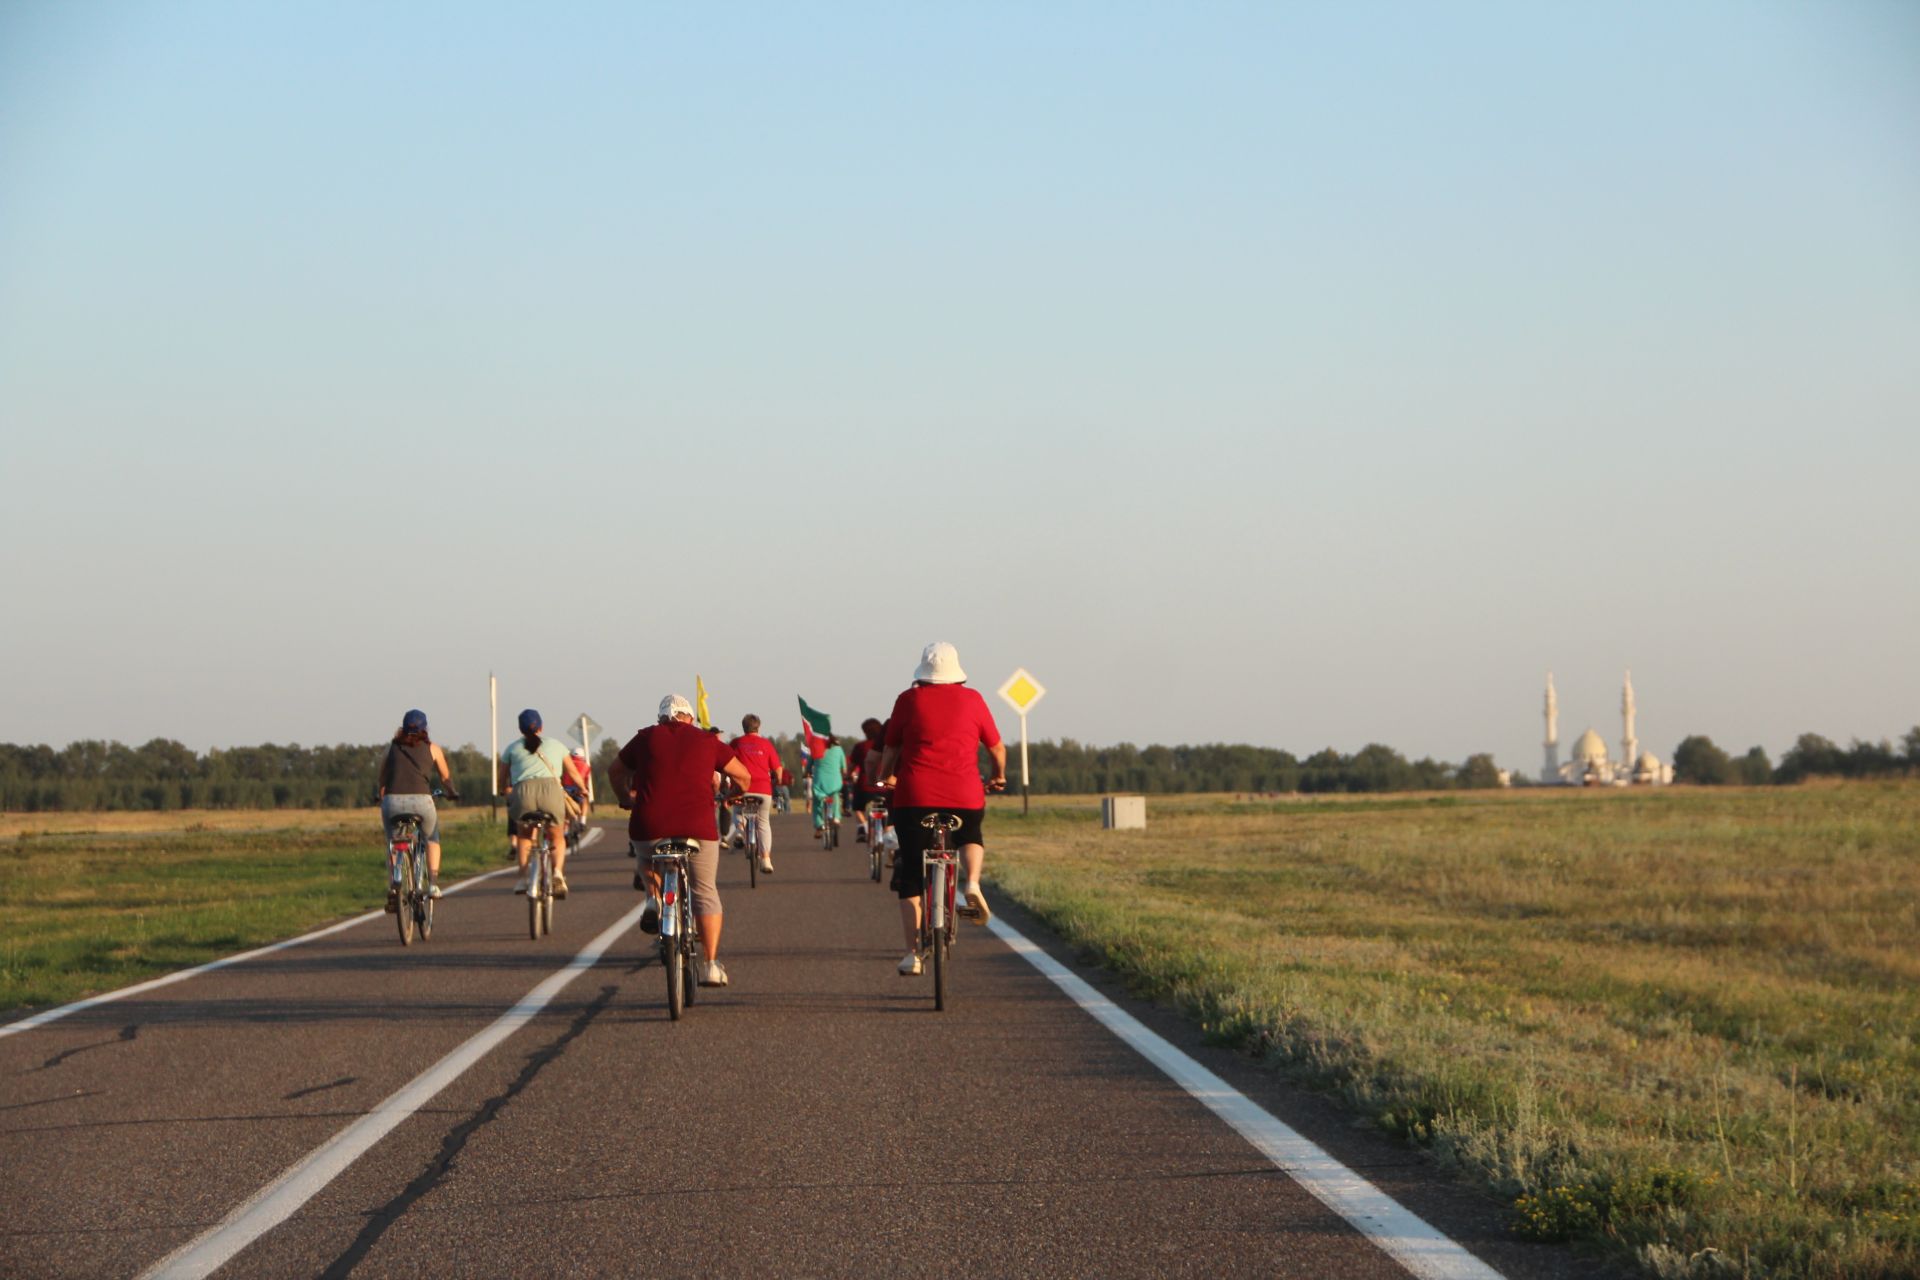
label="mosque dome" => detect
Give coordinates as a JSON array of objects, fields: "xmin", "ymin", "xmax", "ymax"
[
  {"xmin": 1637, "ymin": 752, "xmax": 1661, "ymax": 771},
  {"xmin": 1572, "ymin": 729, "xmax": 1608, "ymax": 763}
]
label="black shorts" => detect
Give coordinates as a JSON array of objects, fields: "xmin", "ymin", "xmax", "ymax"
[{"xmin": 888, "ymin": 806, "xmax": 985, "ymax": 899}]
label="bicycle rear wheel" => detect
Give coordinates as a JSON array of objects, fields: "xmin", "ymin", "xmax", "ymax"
[
  {"xmin": 527, "ymin": 849, "xmax": 542, "ymax": 941},
  {"xmin": 747, "ymin": 829, "xmax": 758, "ymax": 889},
  {"xmin": 395, "ymin": 851, "xmax": 415, "ymax": 947},
  {"xmin": 665, "ymin": 931, "xmax": 685, "ymax": 1021}
]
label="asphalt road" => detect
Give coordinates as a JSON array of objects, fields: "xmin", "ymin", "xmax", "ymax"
[{"xmin": 0, "ymin": 813, "xmax": 1585, "ymax": 1279}]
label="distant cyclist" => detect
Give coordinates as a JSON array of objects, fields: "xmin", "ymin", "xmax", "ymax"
[
  {"xmin": 847, "ymin": 717, "xmax": 886, "ymax": 841},
  {"xmin": 729, "ymin": 714, "xmax": 785, "ymax": 875},
  {"xmin": 497, "ymin": 709, "xmax": 589, "ymax": 899},
  {"xmin": 877, "ymin": 642, "xmax": 1007, "ymax": 975},
  {"xmin": 617, "ymin": 694, "xmax": 753, "ymax": 987},
  {"xmin": 811, "ymin": 733, "xmax": 847, "ymax": 840},
  {"xmin": 378, "ymin": 709, "xmax": 457, "ymax": 908}
]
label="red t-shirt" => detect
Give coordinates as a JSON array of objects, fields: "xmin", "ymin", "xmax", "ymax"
[
  {"xmin": 885, "ymin": 684, "xmax": 1002, "ymax": 809},
  {"xmin": 729, "ymin": 733, "xmax": 783, "ymax": 794},
  {"xmin": 852, "ymin": 735, "xmax": 889, "ymax": 795},
  {"xmin": 618, "ymin": 721, "xmax": 739, "ymax": 841}
]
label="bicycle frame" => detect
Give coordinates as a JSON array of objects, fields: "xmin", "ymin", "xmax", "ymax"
[{"xmin": 648, "ymin": 842, "xmax": 701, "ymax": 1019}]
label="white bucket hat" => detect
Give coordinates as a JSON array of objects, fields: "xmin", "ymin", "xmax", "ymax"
[
  {"xmin": 659, "ymin": 693, "xmax": 695, "ymax": 721},
  {"xmin": 913, "ymin": 641, "xmax": 967, "ymax": 685}
]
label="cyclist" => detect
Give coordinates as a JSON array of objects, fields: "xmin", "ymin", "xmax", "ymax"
[
  {"xmin": 847, "ymin": 717, "xmax": 886, "ymax": 841},
  {"xmin": 877, "ymin": 642, "xmax": 1007, "ymax": 976},
  {"xmin": 811, "ymin": 733, "xmax": 847, "ymax": 840},
  {"xmin": 618, "ymin": 694, "xmax": 753, "ymax": 987},
  {"xmin": 729, "ymin": 714, "xmax": 785, "ymax": 875},
  {"xmin": 497, "ymin": 709, "xmax": 589, "ymax": 899},
  {"xmin": 378, "ymin": 709, "xmax": 457, "ymax": 909}
]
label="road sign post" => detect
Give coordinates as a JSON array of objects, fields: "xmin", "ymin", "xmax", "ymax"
[{"xmin": 996, "ymin": 668, "xmax": 1047, "ymax": 816}]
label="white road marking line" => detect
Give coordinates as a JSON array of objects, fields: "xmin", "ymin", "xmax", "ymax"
[
  {"xmin": 986, "ymin": 916, "xmax": 1505, "ymax": 1280},
  {"xmin": 138, "ymin": 894, "xmax": 646, "ymax": 1280},
  {"xmin": 0, "ymin": 825, "xmax": 604, "ymax": 1040}
]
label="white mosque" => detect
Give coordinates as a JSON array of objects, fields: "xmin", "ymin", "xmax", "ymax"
[{"xmin": 1540, "ymin": 671, "xmax": 1671, "ymax": 786}]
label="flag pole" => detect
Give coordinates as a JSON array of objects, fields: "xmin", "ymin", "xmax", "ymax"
[{"xmin": 489, "ymin": 672, "xmax": 499, "ymax": 824}]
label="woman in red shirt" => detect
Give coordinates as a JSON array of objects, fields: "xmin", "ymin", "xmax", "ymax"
[{"xmin": 876, "ymin": 641, "xmax": 1008, "ymax": 976}]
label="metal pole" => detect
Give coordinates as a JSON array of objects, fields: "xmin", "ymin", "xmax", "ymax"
[
  {"xmin": 489, "ymin": 673, "xmax": 499, "ymax": 824},
  {"xmin": 580, "ymin": 713, "xmax": 594, "ymax": 802},
  {"xmin": 1020, "ymin": 712, "xmax": 1030, "ymax": 816}
]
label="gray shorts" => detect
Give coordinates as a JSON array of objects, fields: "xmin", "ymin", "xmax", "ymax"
[
  {"xmin": 381, "ymin": 793, "xmax": 440, "ymax": 843},
  {"xmin": 508, "ymin": 778, "xmax": 568, "ymax": 832},
  {"xmin": 634, "ymin": 837, "xmax": 721, "ymax": 917}
]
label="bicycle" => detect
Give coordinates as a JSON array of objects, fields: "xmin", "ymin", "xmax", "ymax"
[
  {"xmin": 647, "ymin": 839, "xmax": 701, "ymax": 1020},
  {"xmin": 863, "ymin": 798, "xmax": 890, "ymax": 883},
  {"xmin": 916, "ymin": 813, "xmax": 964, "ymax": 1011},
  {"xmin": 732, "ymin": 794, "xmax": 767, "ymax": 888},
  {"xmin": 387, "ymin": 814, "xmax": 434, "ymax": 946},
  {"xmin": 517, "ymin": 809, "xmax": 559, "ymax": 940},
  {"xmin": 815, "ymin": 792, "xmax": 841, "ymax": 850},
  {"xmin": 564, "ymin": 789, "xmax": 588, "ymax": 851}
]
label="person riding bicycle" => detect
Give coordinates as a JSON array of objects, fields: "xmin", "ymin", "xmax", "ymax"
[
  {"xmin": 847, "ymin": 717, "xmax": 888, "ymax": 843},
  {"xmin": 563, "ymin": 747, "xmax": 592, "ymax": 816},
  {"xmin": 498, "ymin": 709, "xmax": 589, "ymax": 899},
  {"xmin": 810, "ymin": 733, "xmax": 848, "ymax": 839},
  {"xmin": 877, "ymin": 642, "xmax": 1007, "ymax": 976},
  {"xmin": 617, "ymin": 694, "xmax": 753, "ymax": 987},
  {"xmin": 378, "ymin": 709, "xmax": 458, "ymax": 909},
  {"xmin": 729, "ymin": 714, "xmax": 785, "ymax": 875}
]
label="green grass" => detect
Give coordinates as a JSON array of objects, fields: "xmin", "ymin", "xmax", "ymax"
[
  {"xmin": 0, "ymin": 811, "xmax": 507, "ymax": 1013},
  {"xmin": 986, "ymin": 784, "xmax": 1920, "ymax": 1279}
]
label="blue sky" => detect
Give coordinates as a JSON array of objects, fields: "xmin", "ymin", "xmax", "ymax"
[{"xmin": 2, "ymin": 1, "xmax": 1916, "ymax": 769}]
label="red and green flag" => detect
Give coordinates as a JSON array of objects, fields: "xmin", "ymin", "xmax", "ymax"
[{"xmin": 798, "ymin": 697, "xmax": 831, "ymax": 759}]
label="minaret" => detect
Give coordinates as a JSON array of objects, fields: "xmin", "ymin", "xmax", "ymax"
[
  {"xmin": 1621, "ymin": 670, "xmax": 1638, "ymax": 777},
  {"xmin": 1542, "ymin": 672, "xmax": 1560, "ymax": 783}
]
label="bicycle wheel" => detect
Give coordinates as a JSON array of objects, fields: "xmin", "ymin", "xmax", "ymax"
[
  {"xmin": 417, "ymin": 850, "xmax": 434, "ymax": 942},
  {"xmin": 683, "ymin": 931, "xmax": 698, "ymax": 1009},
  {"xmin": 527, "ymin": 849, "xmax": 542, "ymax": 941},
  {"xmin": 395, "ymin": 850, "xmax": 415, "ymax": 947},
  {"xmin": 665, "ymin": 928, "xmax": 685, "ymax": 1021},
  {"xmin": 747, "ymin": 828, "xmax": 758, "ymax": 889},
  {"xmin": 931, "ymin": 873, "xmax": 948, "ymax": 1012},
  {"xmin": 540, "ymin": 884, "xmax": 554, "ymax": 936}
]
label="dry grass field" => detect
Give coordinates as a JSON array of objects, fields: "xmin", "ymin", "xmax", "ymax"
[{"xmin": 986, "ymin": 784, "xmax": 1920, "ymax": 1279}]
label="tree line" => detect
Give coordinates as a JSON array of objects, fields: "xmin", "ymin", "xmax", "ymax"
[{"xmin": 1670, "ymin": 729, "xmax": 1920, "ymax": 786}]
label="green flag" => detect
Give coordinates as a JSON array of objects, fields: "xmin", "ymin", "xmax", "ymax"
[{"xmin": 797, "ymin": 697, "xmax": 832, "ymax": 738}]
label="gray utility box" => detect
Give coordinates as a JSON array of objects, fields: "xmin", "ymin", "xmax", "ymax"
[{"xmin": 1101, "ymin": 795, "xmax": 1146, "ymax": 830}]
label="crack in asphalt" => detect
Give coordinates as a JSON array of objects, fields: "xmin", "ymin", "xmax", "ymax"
[
  {"xmin": 35, "ymin": 1024, "xmax": 137, "ymax": 1071},
  {"xmin": 284, "ymin": 1076, "xmax": 359, "ymax": 1101},
  {"xmin": 316, "ymin": 984, "xmax": 619, "ymax": 1279}
]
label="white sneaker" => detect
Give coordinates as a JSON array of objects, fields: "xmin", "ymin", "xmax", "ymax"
[
  {"xmin": 514, "ymin": 869, "xmax": 532, "ymax": 895},
  {"xmin": 698, "ymin": 959, "xmax": 730, "ymax": 987},
  {"xmin": 897, "ymin": 952, "xmax": 923, "ymax": 977},
  {"xmin": 758, "ymin": 855, "xmax": 773, "ymax": 874},
  {"xmin": 428, "ymin": 883, "xmax": 443, "ymax": 899}
]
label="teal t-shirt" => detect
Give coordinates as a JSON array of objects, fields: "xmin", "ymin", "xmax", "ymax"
[
  {"xmin": 812, "ymin": 744, "xmax": 847, "ymax": 792},
  {"xmin": 502, "ymin": 736, "xmax": 571, "ymax": 785}
]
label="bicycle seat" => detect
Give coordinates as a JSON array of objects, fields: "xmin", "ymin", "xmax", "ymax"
[
  {"xmin": 521, "ymin": 809, "xmax": 558, "ymax": 825},
  {"xmin": 736, "ymin": 796, "xmax": 764, "ymax": 808},
  {"xmin": 919, "ymin": 813, "xmax": 964, "ymax": 831},
  {"xmin": 649, "ymin": 838, "xmax": 699, "ymax": 856}
]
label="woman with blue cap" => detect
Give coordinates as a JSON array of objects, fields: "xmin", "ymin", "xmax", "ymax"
[
  {"xmin": 498, "ymin": 709, "xmax": 591, "ymax": 897},
  {"xmin": 378, "ymin": 709, "xmax": 457, "ymax": 909}
]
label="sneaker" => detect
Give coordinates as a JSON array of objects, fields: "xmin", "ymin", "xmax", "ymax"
[
  {"xmin": 857, "ymin": 824, "xmax": 868, "ymax": 843},
  {"xmin": 385, "ymin": 887, "xmax": 399, "ymax": 914},
  {"xmin": 897, "ymin": 951, "xmax": 923, "ymax": 977},
  {"xmin": 639, "ymin": 895, "xmax": 661, "ymax": 934},
  {"xmin": 730, "ymin": 835, "xmax": 744, "ymax": 850},
  {"xmin": 553, "ymin": 874, "xmax": 569, "ymax": 900},
  {"xmin": 758, "ymin": 855, "xmax": 773, "ymax": 874},
  {"xmin": 428, "ymin": 883, "xmax": 443, "ymax": 900},
  {"xmin": 964, "ymin": 885, "xmax": 991, "ymax": 925},
  {"xmin": 698, "ymin": 959, "xmax": 730, "ymax": 987},
  {"xmin": 514, "ymin": 868, "xmax": 532, "ymax": 895}
]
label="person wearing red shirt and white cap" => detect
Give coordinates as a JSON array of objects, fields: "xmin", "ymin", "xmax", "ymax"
[
  {"xmin": 616, "ymin": 693, "xmax": 753, "ymax": 987},
  {"xmin": 876, "ymin": 641, "xmax": 1008, "ymax": 977}
]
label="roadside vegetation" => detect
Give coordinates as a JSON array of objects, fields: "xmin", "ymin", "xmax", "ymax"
[
  {"xmin": 987, "ymin": 784, "xmax": 1920, "ymax": 1279},
  {"xmin": 0, "ymin": 808, "xmax": 508, "ymax": 1012}
]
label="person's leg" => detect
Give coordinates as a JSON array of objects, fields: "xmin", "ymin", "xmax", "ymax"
[
  {"xmin": 898, "ymin": 894, "xmax": 921, "ymax": 953},
  {"xmin": 690, "ymin": 840, "xmax": 723, "ymax": 964},
  {"xmin": 961, "ymin": 843, "xmax": 983, "ymax": 891},
  {"xmin": 551, "ymin": 823, "xmax": 567, "ymax": 877}
]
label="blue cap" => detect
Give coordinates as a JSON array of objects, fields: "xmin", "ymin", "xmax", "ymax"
[
  {"xmin": 517, "ymin": 708, "xmax": 542, "ymax": 734},
  {"xmin": 402, "ymin": 709, "xmax": 428, "ymax": 733}
]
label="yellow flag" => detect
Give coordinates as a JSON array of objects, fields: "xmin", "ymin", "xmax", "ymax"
[{"xmin": 695, "ymin": 675, "xmax": 712, "ymax": 730}]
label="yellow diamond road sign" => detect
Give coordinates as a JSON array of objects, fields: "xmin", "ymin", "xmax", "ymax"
[{"xmin": 998, "ymin": 668, "xmax": 1046, "ymax": 716}]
